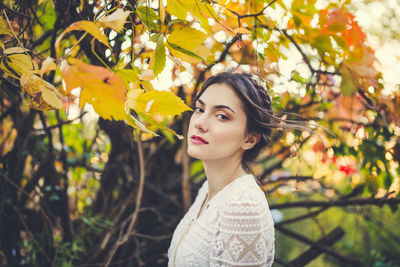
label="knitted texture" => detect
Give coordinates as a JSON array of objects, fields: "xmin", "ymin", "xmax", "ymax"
[{"xmin": 168, "ymin": 174, "xmax": 275, "ymax": 267}]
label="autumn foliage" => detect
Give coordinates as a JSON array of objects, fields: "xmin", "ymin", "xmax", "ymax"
[{"xmin": 0, "ymin": 0, "xmax": 399, "ymax": 266}]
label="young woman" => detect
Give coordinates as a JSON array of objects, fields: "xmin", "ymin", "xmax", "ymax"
[{"xmin": 168, "ymin": 72, "xmax": 276, "ymax": 267}]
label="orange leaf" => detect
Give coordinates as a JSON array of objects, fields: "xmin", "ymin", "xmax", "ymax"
[
  {"xmin": 61, "ymin": 60, "xmax": 126, "ymax": 120},
  {"xmin": 234, "ymin": 27, "xmax": 252, "ymax": 35}
]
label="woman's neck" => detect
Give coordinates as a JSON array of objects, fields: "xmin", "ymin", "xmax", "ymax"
[{"xmin": 202, "ymin": 157, "xmax": 247, "ymax": 200}]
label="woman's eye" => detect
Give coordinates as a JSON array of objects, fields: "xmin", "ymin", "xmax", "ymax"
[
  {"xmin": 194, "ymin": 107, "xmax": 203, "ymax": 113},
  {"xmin": 217, "ymin": 114, "xmax": 229, "ymax": 120}
]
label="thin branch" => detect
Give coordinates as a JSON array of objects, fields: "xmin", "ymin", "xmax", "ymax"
[
  {"xmin": 104, "ymin": 131, "xmax": 146, "ymax": 267},
  {"xmin": 226, "ymin": 0, "xmax": 278, "ymax": 19},
  {"xmin": 130, "ymin": 232, "xmax": 171, "ymax": 241},
  {"xmin": 270, "ymin": 197, "xmax": 400, "ymax": 209},
  {"xmin": 29, "ymin": 30, "xmax": 52, "ymax": 49},
  {"xmin": 13, "ymin": 205, "xmax": 52, "ymax": 264},
  {"xmin": 263, "ymin": 175, "xmax": 314, "ymax": 184},
  {"xmin": 280, "ymin": 29, "xmax": 315, "ymax": 73},
  {"xmin": 276, "ymin": 207, "xmax": 329, "ymax": 226},
  {"xmin": 193, "ymin": 33, "xmax": 242, "ymax": 94},
  {"xmin": 33, "ymin": 112, "xmax": 87, "ymax": 131}
]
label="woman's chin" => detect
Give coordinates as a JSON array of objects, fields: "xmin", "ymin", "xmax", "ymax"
[{"xmin": 187, "ymin": 148, "xmax": 206, "ymax": 160}]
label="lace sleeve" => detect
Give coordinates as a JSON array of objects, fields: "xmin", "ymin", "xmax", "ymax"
[{"xmin": 210, "ymin": 196, "xmax": 274, "ymax": 267}]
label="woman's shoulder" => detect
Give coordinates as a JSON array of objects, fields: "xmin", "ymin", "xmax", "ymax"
[{"xmin": 221, "ymin": 174, "xmax": 269, "ymax": 210}]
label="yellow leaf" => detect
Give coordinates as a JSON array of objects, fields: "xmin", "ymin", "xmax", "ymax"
[
  {"xmin": 61, "ymin": 60, "xmax": 126, "ymax": 120},
  {"xmin": 0, "ymin": 118, "xmax": 17, "ymax": 156},
  {"xmin": 166, "ymin": 0, "xmax": 189, "ymax": 20},
  {"xmin": 167, "ymin": 26, "xmax": 207, "ymax": 50},
  {"xmin": 20, "ymin": 72, "xmax": 63, "ymax": 110},
  {"xmin": 40, "ymin": 84, "xmax": 64, "ymax": 109},
  {"xmin": 198, "ymin": 3, "xmax": 217, "ymax": 18},
  {"xmin": 124, "ymin": 112, "xmax": 158, "ymax": 136},
  {"xmin": 55, "ymin": 20, "xmax": 110, "ymax": 57},
  {"xmin": 192, "ymin": 45, "xmax": 213, "ymax": 60},
  {"xmin": 20, "ymin": 72, "xmax": 41, "ymax": 95},
  {"xmin": 40, "ymin": 56, "xmax": 57, "ymax": 77},
  {"xmin": 7, "ymin": 54, "xmax": 37, "ymax": 75},
  {"xmin": 4, "ymin": 47, "xmax": 29, "ymax": 54},
  {"xmin": 0, "ymin": 40, "xmax": 4, "ymax": 50},
  {"xmin": 234, "ymin": 27, "xmax": 252, "ymax": 35},
  {"xmin": 159, "ymin": 0, "xmax": 165, "ymax": 23},
  {"xmin": 79, "ymin": 0, "xmax": 84, "ymax": 11},
  {"xmin": 127, "ymin": 88, "xmax": 145, "ymax": 109},
  {"xmin": 127, "ymin": 89, "xmax": 191, "ymax": 117},
  {"xmin": 97, "ymin": 8, "xmax": 132, "ymax": 33},
  {"xmin": 117, "ymin": 69, "xmax": 139, "ymax": 89},
  {"xmin": 166, "ymin": 42, "xmax": 201, "ymax": 64},
  {"xmin": 0, "ymin": 16, "xmax": 10, "ymax": 35},
  {"xmin": 0, "ymin": 59, "xmax": 19, "ymax": 79}
]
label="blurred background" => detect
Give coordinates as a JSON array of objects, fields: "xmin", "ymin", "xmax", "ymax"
[{"xmin": 0, "ymin": 0, "xmax": 399, "ymax": 266}]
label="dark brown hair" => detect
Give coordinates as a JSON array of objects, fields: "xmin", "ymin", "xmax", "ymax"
[{"xmin": 194, "ymin": 72, "xmax": 275, "ymax": 172}]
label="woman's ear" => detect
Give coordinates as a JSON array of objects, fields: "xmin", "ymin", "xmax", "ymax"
[{"xmin": 242, "ymin": 133, "xmax": 261, "ymax": 150}]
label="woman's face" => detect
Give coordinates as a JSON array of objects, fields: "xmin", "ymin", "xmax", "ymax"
[{"xmin": 187, "ymin": 83, "xmax": 256, "ymax": 162}]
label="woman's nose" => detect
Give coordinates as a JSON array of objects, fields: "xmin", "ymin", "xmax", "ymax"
[{"xmin": 193, "ymin": 113, "xmax": 208, "ymax": 132}]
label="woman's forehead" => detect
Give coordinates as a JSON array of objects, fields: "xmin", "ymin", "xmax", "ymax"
[{"xmin": 197, "ymin": 83, "xmax": 244, "ymax": 109}]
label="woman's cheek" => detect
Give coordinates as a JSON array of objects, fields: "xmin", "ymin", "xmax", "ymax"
[{"xmin": 213, "ymin": 122, "xmax": 243, "ymax": 143}]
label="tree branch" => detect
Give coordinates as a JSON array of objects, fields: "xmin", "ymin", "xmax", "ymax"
[
  {"xmin": 275, "ymin": 225, "xmax": 361, "ymax": 265},
  {"xmin": 270, "ymin": 197, "xmax": 400, "ymax": 209},
  {"xmin": 104, "ymin": 131, "xmax": 146, "ymax": 267}
]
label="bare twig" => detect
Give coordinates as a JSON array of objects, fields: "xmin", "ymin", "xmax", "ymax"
[
  {"xmin": 104, "ymin": 131, "xmax": 146, "ymax": 267},
  {"xmin": 33, "ymin": 112, "xmax": 87, "ymax": 131},
  {"xmin": 13, "ymin": 205, "xmax": 52, "ymax": 263},
  {"xmin": 270, "ymin": 197, "xmax": 400, "ymax": 209},
  {"xmin": 276, "ymin": 207, "xmax": 329, "ymax": 226}
]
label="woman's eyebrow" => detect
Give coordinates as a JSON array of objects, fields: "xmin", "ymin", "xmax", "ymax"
[{"xmin": 197, "ymin": 98, "xmax": 235, "ymax": 113}]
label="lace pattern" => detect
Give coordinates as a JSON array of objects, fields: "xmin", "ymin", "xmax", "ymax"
[{"xmin": 168, "ymin": 174, "xmax": 275, "ymax": 267}]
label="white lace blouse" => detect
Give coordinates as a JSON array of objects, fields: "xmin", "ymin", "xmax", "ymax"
[{"xmin": 168, "ymin": 174, "xmax": 275, "ymax": 267}]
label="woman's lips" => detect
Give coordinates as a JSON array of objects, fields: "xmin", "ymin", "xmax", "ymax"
[{"xmin": 191, "ymin": 135, "xmax": 208, "ymax": 144}]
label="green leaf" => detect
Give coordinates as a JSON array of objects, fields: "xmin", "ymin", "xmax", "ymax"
[
  {"xmin": 366, "ymin": 176, "xmax": 378, "ymax": 195},
  {"xmin": 313, "ymin": 34, "xmax": 332, "ymax": 53},
  {"xmin": 124, "ymin": 112, "xmax": 158, "ymax": 136},
  {"xmin": 137, "ymin": 5, "xmax": 160, "ymax": 32},
  {"xmin": 137, "ymin": 111, "xmax": 183, "ymax": 139},
  {"xmin": 292, "ymin": 72, "xmax": 309, "ymax": 84},
  {"xmin": 153, "ymin": 34, "xmax": 166, "ymax": 76},
  {"xmin": 382, "ymin": 172, "xmax": 394, "ymax": 190},
  {"xmin": 0, "ymin": 16, "xmax": 10, "ymax": 35},
  {"xmin": 167, "ymin": 41, "xmax": 205, "ymax": 61},
  {"xmin": 327, "ymin": 22, "xmax": 346, "ymax": 32},
  {"xmin": 332, "ymin": 35, "xmax": 347, "ymax": 50},
  {"xmin": 293, "ymin": 15, "xmax": 301, "ymax": 27},
  {"xmin": 340, "ymin": 66, "xmax": 357, "ymax": 96}
]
